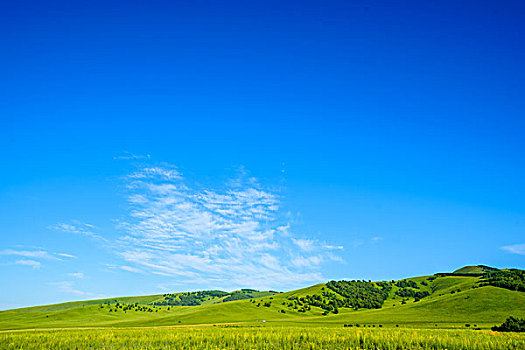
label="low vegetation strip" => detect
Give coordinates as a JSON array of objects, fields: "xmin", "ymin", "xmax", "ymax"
[
  {"xmin": 395, "ymin": 288, "xmax": 430, "ymax": 300},
  {"xmin": 1, "ymin": 265, "xmax": 523, "ymax": 331},
  {"xmin": 1, "ymin": 326, "xmax": 523, "ymax": 349},
  {"xmin": 482, "ymin": 270, "xmax": 525, "ymax": 292},
  {"xmin": 281, "ymin": 280, "xmax": 392, "ymax": 315},
  {"xmin": 153, "ymin": 290, "xmax": 277, "ymax": 306},
  {"xmin": 325, "ymin": 280, "xmax": 392, "ymax": 309},
  {"xmin": 491, "ymin": 317, "xmax": 525, "ymax": 332},
  {"xmin": 154, "ymin": 291, "xmax": 229, "ymax": 306}
]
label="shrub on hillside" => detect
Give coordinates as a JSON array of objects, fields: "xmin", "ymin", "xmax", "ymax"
[
  {"xmin": 395, "ymin": 288, "xmax": 429, "ymax": 299},
  {"xmin": 325, "ymin": 280, "xmax": 391, "ymax": 310},
  {"xmin": 482, "ymin": 269, "xmax": 525, "ymax": 292},
  {"xmin": 155, "ymin": 291, "xmax": 229, "ymax": 306},
  {"xmin": 396, "ymin": 280, "xmax": 419, "ymax": 289},
  {"xmin": 491, "ymin": 316, "xmax": 525, "ymax": 332}
]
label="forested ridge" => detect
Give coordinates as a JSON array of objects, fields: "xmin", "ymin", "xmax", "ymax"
[
  {"xmin": 482, "ymin": 269, "xmax": 525, "ymax": 292},
  {"xmin": 279, "ymin": 280, "xmax": 393, "ymax": 315},
  {"xmin": 142, "ymin": 266, "xmax": 525, "ymax": 311},
  {"xmin": 154, "ymin": 291, "xmax": 229, "ymax": 306},
  {"xmin": 152, "ymin": 289, "xmax": 276, "ymax": 306}
]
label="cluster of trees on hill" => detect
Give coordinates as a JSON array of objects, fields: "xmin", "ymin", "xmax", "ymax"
[
  {"xmin": 153, "ymin": 289, "xmax": 272, "ymax": 306},
  {"xmin": 222, "ymin": 290, "xmax": 259, "ymax": 302},
  {"xmin": 325, "ymin": 280, "xmax": 392, "ymax": 309},
  {"xmin": 395, "ymin": 288, "xmax": 430, "ymax": 300},
  {"xmin": 249, "ymin": 299, "xmax": 272, "ymax": 308},
  {"xmin": 223, "ymin": 293, "xmax": 251, "ymax": 302},
  {"xmin": 293, "ymin": 280, "xmax": 393, "ymax": 313},
  {"xmin": 154, "ymin": 291, "xmax": 228, "ymax": 306},
  {"xmin": 286, "ymin": 295, "xmax": 330, "ymax": 314},
  {"xmin": 481, "ymin": 269, "xmax": 525, "ymax": 292},
  {"xmin": 279, "ymin": 281, "xmax": 393, "ymax": 314},
  {"xmin": 99, "ymin": 302, "xmax": 160, "ymax": 313},
  {"xmin": 395, "ymin": 280, "xmax": 419, "ymax": 289},
  {"xmin": 491, "ymin": 316, "xmax": 525, "ymax": 332}
]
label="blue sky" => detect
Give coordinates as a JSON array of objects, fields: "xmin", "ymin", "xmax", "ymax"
[{"xmin": 1, "ymin": 0, "xmax": 524, "ymax": 309}]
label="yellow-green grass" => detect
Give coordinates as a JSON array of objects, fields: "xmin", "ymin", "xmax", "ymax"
[
  {"xmin": 430, "ymin": 276, "xmax": 480, "ymax": 294},
  {"xmin": 1, "ymin": 326, "xmax": 524, "ymax": 349},
  {"xmin": 1, "ymin": 275, "xmax": 523, "ymax": 331},
  {"xmin": 287, "ymin": 286, "xmax": 525, "ymax": 328},
  {"xmin": 11, "ymin": 294, "xmax": 166, "ymax": 313},
  {"xmin": 1, "ymin": 285, "xmax": 523, "ymax": 331},
  {"xmin": 453, "ymin": 265, "xmax": 495, "ymax": 274}
]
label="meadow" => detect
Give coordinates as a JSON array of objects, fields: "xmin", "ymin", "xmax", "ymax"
[
  {"xmin": 2, "ymin": 267, "xmax": 523, "ymax": 349},
  {"xmin": 1, "ymin": 325, "xmax": 524, "ymax": 350}
]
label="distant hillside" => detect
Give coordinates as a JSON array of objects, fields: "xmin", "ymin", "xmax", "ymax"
[
  {"xmin": 453, "ymin": 265, "xmax": 500, "ymax": 275},
  {"xmin": 152, "ymin": 289, "xmax": 277, "ymax": 306},
  {"xmin": 1, "ymin": 266, "xmax": 523, "ymax": 330}
]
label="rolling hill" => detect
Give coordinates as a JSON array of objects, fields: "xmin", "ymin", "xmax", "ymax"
[
  {"xmin": 453, "ymin": 265, "xmax": 499, "ymax": 275},
  {"xmin": 1, "ymin": 265, "xmax": 523, "ymax": 331}
]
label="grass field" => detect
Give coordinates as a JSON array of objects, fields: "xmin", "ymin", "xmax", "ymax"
[
  {"xmin": 1, "ymin": 268, "xmax": 524, "ymax": 349},
  {"xmin": 1, "ymin": 276, "xmax": 524, "ymax": 331},
  {"xmin": 1, "ymin": 326, "xmax": 524, "ymax": 349}
]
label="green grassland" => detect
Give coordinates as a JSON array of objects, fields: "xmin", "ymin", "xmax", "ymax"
[
  {"xmin": 453, "ymin": 265, "xmax": 499, "ymax": 275},
  {"xmin": 1, "ymin": 326, "xmax": 524, "ymax": 349},
  {"xmin": 1, "ymin": 266, "xmax": 524, "ymax": 332}
]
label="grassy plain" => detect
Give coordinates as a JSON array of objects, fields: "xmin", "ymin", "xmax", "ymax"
[
  {"xmin": 1, "ymin": 270, "xmax": 524, "ymax": 349},
  {"xmin": 1, "ymin": 326, "xmax": 524, "ymax": 350},
  {"xmin": 2, "ymin": 276, "xmax": 524, "ymax": 331}
]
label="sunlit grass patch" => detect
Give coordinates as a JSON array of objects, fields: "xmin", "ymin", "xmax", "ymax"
[{"xmin": 1, "ymin": 326, "xmax": 524, "ymax": 349}]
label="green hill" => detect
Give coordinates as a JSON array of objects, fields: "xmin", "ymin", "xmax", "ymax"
[
  {"xmin": 1, "ymin": 266, "xmax": 524, "ymax": 331},
  {"xmin": 453, "ymin": 265, "xmax": 500, "ymax": 275}
]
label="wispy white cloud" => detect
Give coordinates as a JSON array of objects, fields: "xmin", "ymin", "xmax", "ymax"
[
  {"xmin": 68, "ymin": 272, "xmax": 84, "ymax": 279},
  {"xmin": 292, "ymin": 238, "xmax": 344, "ymax": 253},
  {"xmin": 0, "ymin": 249, "xmax": 55, "ymax": 259},
  {"xmin": 104, "ymin": 263, "xmax": 144, "ymax": 274},
  {"xmin": 50, "ymin": 281, "xmax": 89, "ymax": 296},
  {"xmin": 290, "ymin": 254, "xmax": 324, "ymax": 268},
  {"xmin": 128, "ymin": 166, "xmax": 181, "ymax": 181},
  {"xmin": 1, "ymin": 248, "xmax": 76, "ymax": 269},
  {"xmin": 323, "ymin": 244, "xmax": 344, "ymax": 250},
  {"xmin": 48, "ymin": 221, "xmax": 106, "ymax": 241},
  {"xmin": 501, "ymin": 243, "xmax": 525, "ymax": 255},
  {"xmin": 113, "ymin": 151, "xmax": 151, "ymax": 160},
  {"xmin": 57, "ymin": 253, "xmax": 77, "ymax": 259},
  {"xmin": 15, "ymin": 259, "xmax": 41, "ymax": 269},
  {"xmin": 292, "ymin": 238, "xmax": 315, "ymax": 252},
  {"xmin": 326, "ymin": 252, "xmax": 345, "ymax": 263},
  {"xmin": 121, "ymin": 265, "xmax": 144, "ymax": 273},
  {"xmin": 114, "ymin": 163, "xmax": 341, "ymax": 290}
]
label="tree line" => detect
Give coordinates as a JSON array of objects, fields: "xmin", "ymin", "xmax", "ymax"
[
  {"xmin": 481, "ymin": 269, "xmax": 525, "ymax": 292},
  {"xmin": 155, "ymin": 291, "xmax": 229, "ymax": 306},
  {"xmin": 282, "ymin": 280, "xmax": 394, "ymax": 314}
]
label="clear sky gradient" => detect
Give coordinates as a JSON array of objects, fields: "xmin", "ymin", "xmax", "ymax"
[{"xmin": 1, "ymin": 0, "xmax": 524, "ymax": 309}]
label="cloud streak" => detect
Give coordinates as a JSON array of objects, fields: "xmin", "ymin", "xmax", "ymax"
[
  {"xmin": 49, "ymin": 221, "xmax": 106, "ymax": 241},
  {"xmin": 115, "ymin": 164, "xmax": 342, "ymax": 290},
  {"xmin": 0, "ymin": 248, "xmax": 76, "ymax": 269},
  {"xmin": 0, "ymin": 249, "xmax": 55, "ymax": 259},
  {"xmin": 15, "ymin": 259, "xmax": 41, "ymax": 269},
  {"xmin": 50, "ymin": 281, "xmax": 89, "ymax": 296},
  {"xmin": 113, "ymin": 151, "xmax": 151, "ymax": 160},
  {"xmin": 0, "ymin": 249, "xmax": 76, "ymax": 261},
  {"xmin": 501, "ymin": 243, "xmax": 525, "ymax": 255},
  {"xmin": 68, "ymin": 272, "xmax": 84, "ymax": 279}
]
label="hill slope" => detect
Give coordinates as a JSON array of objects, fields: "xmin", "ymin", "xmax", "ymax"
[
  {"xmin": 1, "ymin": 266, "xmax": 524, "ymax": 330},
  {"xmin": 453, "ymin": 265, "xmax": 500, "ymax": 275}
]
